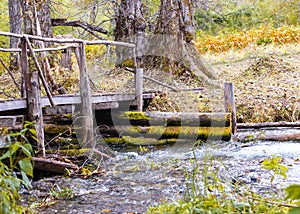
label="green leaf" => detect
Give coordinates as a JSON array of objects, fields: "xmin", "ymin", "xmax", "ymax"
[
  {"xmin": 3, "ymin": 177, "xmax": 20, "ymax": 197},
  {"xmin": 285, "ymin": 184, "xmax": 300, "ymax": 200},
  {"xmin": 18, "ymin": 159, "xmax": 33, "ymax": 177},
  {"xmin": 20, "ymin": 143, "xmax": 32, "ymax": 157},
  {"xmin": 29, "ymin": 128, "xmax": 37, "ymax": 136},
  {"xmin": 289, "ymin": 207, "xmax": 300, "ymax": 214},
  {"xmin": 21, "ymin": 171, "xmax": 32, "ymax": 189}
]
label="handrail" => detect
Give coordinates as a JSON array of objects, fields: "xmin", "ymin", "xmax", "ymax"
[{"xmin": 0, "ymin": 31, "xmax": 135, "ymax": 48}]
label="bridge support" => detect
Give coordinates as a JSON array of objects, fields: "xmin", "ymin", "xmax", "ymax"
[
  {"xmin": 75, "ymin": 43, "xmax": 94, "ymax": 148},
  {"xmin": 224, "ymin": 82, "xmax": 237, "ymax": 135},
  {"xmin": 21, "ymin": 38, "xmax": 45, "ymax": 157},
  {"xmin": 135, "ymin": 68, "xmax": 143, "ymax": 112}
]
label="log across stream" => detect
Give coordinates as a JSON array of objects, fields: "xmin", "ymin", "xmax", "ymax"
[{"xmin": 43, "ymin": 111, "xmax": 232, "ymax": 147}]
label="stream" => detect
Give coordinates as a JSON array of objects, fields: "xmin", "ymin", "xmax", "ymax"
[{"xmin": 21, "ymin": 128, "xmax": 300, "ymax": 214}]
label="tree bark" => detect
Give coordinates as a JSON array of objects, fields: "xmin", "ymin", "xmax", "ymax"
[
  {"xmin": 155, "ymin": 0, "xmax": 194, "ymax": 43},
  {"xmin": 8, "ymin": 0, "xmax": 22, "ymax": 70},
  {"xmin": 114, "ymin": 0, "xmax": 146, "ymax": 65}
]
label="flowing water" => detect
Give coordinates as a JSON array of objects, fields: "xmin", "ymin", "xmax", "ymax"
[{"xmin": 21, "ymin": 128, "xmax": 300, "ymax": 213}]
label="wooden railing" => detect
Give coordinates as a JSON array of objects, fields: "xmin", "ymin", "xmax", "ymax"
[{"xmin": 0, "ymin": 31, "xmax": 140, "ymax": 156}]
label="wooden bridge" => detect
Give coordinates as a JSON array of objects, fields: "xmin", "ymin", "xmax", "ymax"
[{"xmin": 0, "ymin": 31, "xmax": 236, "ymax": 159}]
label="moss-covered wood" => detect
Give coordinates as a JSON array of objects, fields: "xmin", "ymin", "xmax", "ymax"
[
  {"xmin": 44, "ymin": 124, "xmax": 75, "ymax": 136},
  {"xmin": 103, "ymin": 137, "xmax": 180, "ymax": 146},
  {"xmin": 119, "ymin": 111, "xmax": 231, "ymax": 127},
  {"xmin": 125, "ymin": 126, "xmax": 231, "ymax": 141}
]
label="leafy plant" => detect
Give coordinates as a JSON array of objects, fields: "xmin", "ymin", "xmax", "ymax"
[
  {"xmin": 261, "ymin": 155, "xmax": 288, "ymax": 183},
  {"xmin": 147, "ymin": 147, "xmax": 291, "ymax": 213},
  {"xmin": 285, "ymin": 184, "xmax": 300, "ymax": 214},
  {"xmin": 50, "ymin": 186, "xmax": 74, "ymax": 200},
  {"xmin": 0, "ymin": 122, "xmax": 34, "ymax": 214}
]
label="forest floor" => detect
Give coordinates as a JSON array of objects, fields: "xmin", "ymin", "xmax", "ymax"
[
  {"xmin": 93, "ymin": 42, "xmax": 300, "ymax": 123},
  {"xmin": 204, "ymin": 43, "xmax": 300, "ymax": 123}
]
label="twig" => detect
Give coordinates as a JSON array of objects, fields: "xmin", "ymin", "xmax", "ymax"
[
  {"xmin": 0, "ymin": 91, "xmax": 16, "ymax": 99},
  {"xmin": 24, "ymin": 36, "xmax": 56, "ymax": 107},
  {"xmin": 0, "ymin": 57, "xmax": 21, "ymax": 91},
  {"xmin": 248, "ymin": 195, "xmax": 297, "ymax": 208},
  {"xmin": 125, "ymin": 67, "xmax": 179, "ymax": 92}
]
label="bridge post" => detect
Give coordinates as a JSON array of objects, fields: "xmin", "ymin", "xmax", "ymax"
[
  {"xmin": 224, "ymin": 82, "xmax": 237, "ymax": 135},
  {"xmin": 135, "ymin": 68, "xmax": 143, "ymax": 112},
  {"xmin": 75, "ymin": 43, "xmax": 94, "ymax": 148},
  {"xmin": 21, "ymin": 37, "xmax": 45, "ymax": 157}
]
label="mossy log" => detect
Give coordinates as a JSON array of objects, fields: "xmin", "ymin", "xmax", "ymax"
[
  {"xmin": 45, "ymin": 148, "xmax": 91, "ymax": 156},
  {"xmin": 126, "ymin": 126, "xmax": 230, "ymax": 140},
  {"xmin": 118, "ymin": 112, "xmax": 231, "ymax": 127},
  {"xmin": 44, "ymin": 124, "xmax": 75, "ymax": 136},
  {"xmin": 101, "ymin": 126, "xmax": 231, "ymax": 144},
  {"xmin": 103, "ymin": 137, "xmax": 181, "ymax": 146}
]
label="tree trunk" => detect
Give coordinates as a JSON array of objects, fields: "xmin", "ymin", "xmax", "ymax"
[
  {"xmin": 155, "ymin": 0, "xmax": 194, "ymax": 43},
  {"xmin": 8, "ymin": 0, "xmax": 22, "ymax": 70},
  {"xmin": 114, "ymin": 0, "xmax": 146, "ymax": 66},
  {"xmin": 150, "ymin": 0, "xmax": 217, "ymax": 82}
]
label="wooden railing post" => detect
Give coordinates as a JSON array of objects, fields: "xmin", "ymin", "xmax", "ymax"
[
  {"xmin": 135, "ymin": 68, "xmax": 143, "ymax": 112},
  {"xmin": 22, "ymin": 37, "xmax": 45, "ymax": 157},
  {"xmin": 75, "ymin": 43, "xmax": 94, "ymax": 148},
  {"xmin": 224, "ymin": 82, "xmax": 237, "ymax": 135}
]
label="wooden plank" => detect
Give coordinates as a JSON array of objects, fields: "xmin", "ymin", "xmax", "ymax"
[
  {"xmin": 0, "ymin": 93, "xmax": 154, "ymax": 112},
  {"xmin": 0, "ymin": 115, "xmax": 23, "ymax": 127}
]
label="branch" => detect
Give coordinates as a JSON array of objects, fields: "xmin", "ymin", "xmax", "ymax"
[
  {"xmin": 51, "ymin": 18, "xmax": 108, "ymax": 35},
  {"xmin": 0, "ymin": 57, "xmax": 21, "ymax": 91}
]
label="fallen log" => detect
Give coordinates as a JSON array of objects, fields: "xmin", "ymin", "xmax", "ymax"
[
  {"xmin": 104, "ymin": 137, "xmax": 184, "ymax": 146},
  {"xmin": 118, "ymin": 112, "xmax": 231, "ymax": 127},
  {"xmin": 32, "ymin": 157, "xmax": 78, "ymax": 174},
  {"xmin": 237, "ymin": 121, "xmax": 300, "ymax": 129},
  {"xmin": 235, "ymin": 132, "xmax": 300, "ymax": 142}
]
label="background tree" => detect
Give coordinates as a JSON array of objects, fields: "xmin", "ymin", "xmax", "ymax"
[
  {"xmin": 8, "ymin": 0, "xmax": 22, "ymax": 69},
  {"xmin": 114, "ymin": 0, "xmax": 146, "ymax": 65}
]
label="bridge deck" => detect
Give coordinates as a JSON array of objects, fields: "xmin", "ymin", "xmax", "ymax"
[{"xmin": 0, "ymin": 93, "xmax": 155, "ymax": 112}]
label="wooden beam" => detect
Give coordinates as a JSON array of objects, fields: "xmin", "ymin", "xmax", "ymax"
[
  {"xmin": 75, "ymin": 44, "xmax": 94, "ymax": 148},
  {"xmin": 135, "ymin": 68, "xmax": 143, "ymax": 112},
  {"xmin": 0, "ymin": 115, "xmax": 24, "ymax": 127},
  {"xmin": 224, "ymin": 82, "xmax": 237, "ymax": 135},
  {"xmin": 24, "ymin": 36, "xmax": 55, "ymax": 107},
  {"xmin": 0, "ymin": 93, "xmax": 155, "ymax": 112},
  {"xmin": 25, "ymin": 68, "xmax": 45, "ymax": 157},
  {"xmin": 0, "ymin": 45, "xmax": 77, "ymax": 53},
  {"xmin": 0, "ymin": 31, "xmax": 135, "ymax": 48}
]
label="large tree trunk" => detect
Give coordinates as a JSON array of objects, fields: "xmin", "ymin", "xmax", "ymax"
[
  {"xmin": 151, "ymin": 0, "xmax": 217, "ymax": 83},
  {"xmin": 114, "ymin": 0, "xmax": 146, "ymax": 66},
  {"xmin": 8, "ymin": 0, "xmax": 22, "ymax": 70},
  {"xmin": 155, "ymin": 0, "xmax": 194, "ymax": 43}
]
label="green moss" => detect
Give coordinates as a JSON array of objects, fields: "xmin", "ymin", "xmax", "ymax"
[
  {"xmin": 44, "ymin": 125, "xmax": 74, "ymax": 136},
  {"xmin": 45, "ymin": 148, "xmax": 90, "ymax": 156},
  {"xmin": 104, "ymin": 137, "xmax": 178, "ymax": 146},
  {"xmin": 120, "ymin": 112, "xmax": 151, "ymax": 121}
]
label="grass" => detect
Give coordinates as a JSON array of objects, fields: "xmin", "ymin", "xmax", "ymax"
[{"xmin": 146, "ymin": 147, "xmax": 295, "ymax": 214}]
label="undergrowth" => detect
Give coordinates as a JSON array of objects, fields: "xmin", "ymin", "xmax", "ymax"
[
  {"xmin": 147, "ymin": 145, "xmax": 299, "ymax": 214},
  {"xmin": 0, "ymin": 122, "xmax": 34, "ymax": 214}
]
